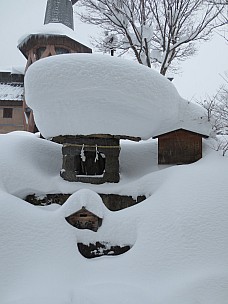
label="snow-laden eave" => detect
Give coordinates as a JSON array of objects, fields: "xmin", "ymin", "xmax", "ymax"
[
  {"xmin": 52, "ymin": 134, "xmax": 141, "ymax": 143},
  {"xmin": 152, "ymin": 98, "xmax": 213, "ymax": 138},
  {"xmin": 18, "ymin": 33, "xmax": 73, "ymax": 50},
  {"xmin": 0, "ymin": 83, "xmax": 24, "ymax": 101},
  {"xmin": 152, "ymin": 127, "xmax": 210, "ymax": 139},
  {"xmin": 17, "ymin": 23, "xmax": 81, "ymax": 49},
  {"xmin": 60, "ymin": 189, "xmax": 107, "ymax": 219},
  {"xmin": 152, "ymin": 113, "xmax": 212, "ymax": 138}
]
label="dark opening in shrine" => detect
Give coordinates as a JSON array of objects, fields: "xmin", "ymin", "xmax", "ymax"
[{"xmin": 75, "ymin": 150, "xmax": 105, "ymax": 176}]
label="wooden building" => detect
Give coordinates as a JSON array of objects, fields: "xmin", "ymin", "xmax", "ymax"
[
  {"xmin": 0, "ymin": 72, "xmax": 24, "ymax": 134},
  {"xmin": 17, "ymin": 0, "xmax": 92, "ymax": 133},
  {"xmin": 65, "ymin": 206, "xmax": 102, "ymax": 232},
  {"xmin": 153, "ymin": 128, "xmax": 209, "ymax": 165}
]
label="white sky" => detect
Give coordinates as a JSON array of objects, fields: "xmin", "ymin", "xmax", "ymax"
[{"xmin": 0, "ymin": 0, "xmax": 227, "ymax": 101}]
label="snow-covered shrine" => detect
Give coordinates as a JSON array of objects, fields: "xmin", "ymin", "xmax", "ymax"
[
  {"xmin": 21, "ymin": 0, "xmax": 211, "ymax": 210},
  {"xmin": 24, "ymin": 52, "xmax": 212, "ymax": 202},
  {"xmin": 63, "ymin": 190, "xmax": 104, "ymax": 232}
]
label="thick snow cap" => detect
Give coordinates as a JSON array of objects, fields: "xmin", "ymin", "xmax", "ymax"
[
  {"xmin": 60, "ymin": 189, "xmax": 106, "ymax": 219},
  {"xmin": 25, "ymin": 53, "xmax": 211, "ymax": 139},
  {"xmin": 25, "ymin": 54, "xmax": 183, "ymax": 139},
  {"xmin": 18, "ymin": 23, "xmax": 78, "ymax": 48}
]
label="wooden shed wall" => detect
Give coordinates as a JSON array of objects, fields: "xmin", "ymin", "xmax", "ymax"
[{"xmin": 158, "ymin": 130, "xmax": 202, "ymax": 164}]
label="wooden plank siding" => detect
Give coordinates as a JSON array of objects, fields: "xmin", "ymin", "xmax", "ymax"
[
  {"xmin": 157, "ymin": 129, "xmax": 203, "ymax": 165},
  {"xmin": 65, "ymin": 208, "xmax": 102, "ymax": 232}
]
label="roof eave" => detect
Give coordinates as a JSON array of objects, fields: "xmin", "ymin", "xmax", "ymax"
[{"xmin": 153, "ymin": 128, "xmax": 210, "ymax": 139}]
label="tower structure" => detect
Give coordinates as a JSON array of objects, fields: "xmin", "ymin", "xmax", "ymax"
[
  {"xmin": 44, "ymin": 0, "xmax": 74, "ymax": 30},
  {"xmin": 18, "ymin": 0, "xmax": 92, "ymax": 132}
]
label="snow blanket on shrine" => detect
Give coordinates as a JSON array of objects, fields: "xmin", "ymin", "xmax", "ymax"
[{"xmin": 25, "ymin": 54, "xmax": 211, "ymax": 139}]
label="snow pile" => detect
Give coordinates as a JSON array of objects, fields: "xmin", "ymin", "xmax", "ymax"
[
  {"xmin": 25, "ymin": 53, "xmax": 185, "ymax": 139},
  {"xmin": 0, "ymin": 132, "xmax": 227, "ymax": 303},
  {"xmin": 11, "ymin": 66, "xmax": 25, "ymax": 75},
  {"xmin": 0, "ymin": 132, "xmax": 162, "ymax": 198},
  {"xmin": 60, "ymin": 189, "xmax": 107, "ymax": 219},
  {"xmin": 25, "ymin": 53, "xmax": 211, "ymax": 139},
  {"xmin": 18, "ymin": 23, "xmax": 79, "ymax": 48},
  {"xmin": 153, "ymin": 100, "xmax": 212, "ymax": 137}
]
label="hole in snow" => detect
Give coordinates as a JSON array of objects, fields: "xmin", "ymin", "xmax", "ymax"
[{"xmin": 77, "ymin": 242, "xmax": 131, "ymax": 259}]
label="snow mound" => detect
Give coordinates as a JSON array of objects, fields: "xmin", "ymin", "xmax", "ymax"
[
  {"xmin": 0, "ymin": 132, "xmax": 227, "ymax": 303},
  {"xmin": 25, "ymin": 53, "xmax": 183, "ymax": 139},
  {"xmin": 60, "ymin": 189, "xmax": 107, "ymax": 219},
  {"xmin": 153, "ymin": 100, "xmax": 212, "ymax": 137}
]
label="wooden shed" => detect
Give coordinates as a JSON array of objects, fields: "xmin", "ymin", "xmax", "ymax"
[
  {"xmin": 153, "ymin": 128, "xmax": 209, "ymax": 165},
  {"xmin": 65, "ymin": 206, "xmax": 102, "ymax": 232}
]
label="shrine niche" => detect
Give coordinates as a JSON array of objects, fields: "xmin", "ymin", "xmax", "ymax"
[
  {"xmin": 65, "ymin": 206, "xmax": 102, "ymax": 232},
  {"xmin": 55, "ymin": 135, "xmax": 121, "ymax": 184}
]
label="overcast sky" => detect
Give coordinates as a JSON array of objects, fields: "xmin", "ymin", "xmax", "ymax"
[{"xmin": 0, "ymin": 0, "xmax": 227, "ymax": 101}]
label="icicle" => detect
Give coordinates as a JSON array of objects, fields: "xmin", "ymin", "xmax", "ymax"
[
  {"xmin": 94, "ymin": 145, "xmax": 99, "ymax": 163},
  {"xmin": 80, "ymin": 144, "xmax": 86, "ymax": 162}
]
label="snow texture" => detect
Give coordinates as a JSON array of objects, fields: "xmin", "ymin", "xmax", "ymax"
[
  {"xmin": 24, "ymin": 53, "xmax": 211, "ymax": 139},
  {"xmin": 0, "ymin": 131, "xmax": 227, "ymax": 304},
  {"xmin": 0, "ymin": 83, "xmax": 23, "ymax": 101},
  {"xmin": 60, "ymin": 189, "xmax": 107, "ymax": 218},
  {"xmin": 17, "ymin": 23, "xmax": 79, "ymax": 48},
  {"xmin": 0, "ymin": 53, "xmax": 226, "ymax": 303}
]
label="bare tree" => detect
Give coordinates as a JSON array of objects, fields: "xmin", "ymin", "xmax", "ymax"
[
  {"xmin": 207, "ymin": 0, "xmax": 228, "ymax": 40},
  {"xmin": 198, "ymin": 73, "xmax": 228, "ymax": 134},
  {"xmin": 76, "ymin": 0, "xmax": 224, "ymax": 75}
]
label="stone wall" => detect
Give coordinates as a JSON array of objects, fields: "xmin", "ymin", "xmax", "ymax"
[
  {"xmin": 77, "ymin": 242, "xmax": 131, "ymax": 258},
  {"xmin": 25, "ymin": 193, "xmax": 146, "ymax": 211},
  {"xmin": 59, "ymin": 135, "xmax": 120, "ymax": 184}
]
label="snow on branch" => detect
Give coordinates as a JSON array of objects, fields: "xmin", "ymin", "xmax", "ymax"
[{"xmin": 76, "ymin": 0, "xmax": 225, "ymax": 74}]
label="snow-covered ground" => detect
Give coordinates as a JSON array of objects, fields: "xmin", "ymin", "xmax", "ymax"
[
  {"xmin": 0, "ymin": 131, "xmax": 227, "ymax": 304},
  {"xmin": 0, "ymin": 54, "xmax": 227, "ymax": 303}
]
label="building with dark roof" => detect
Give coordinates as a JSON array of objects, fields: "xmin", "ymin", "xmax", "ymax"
[
  {"xmin": 0, "ymin": 72, "xmax": 24, "ymax": 133},
  {"xmin": 44, "ymin": 0, "xmax": 75, "ymax": 30},
  {"xmin": 0, "ymin": 0, "xmax": 91, "ymax": 134}
]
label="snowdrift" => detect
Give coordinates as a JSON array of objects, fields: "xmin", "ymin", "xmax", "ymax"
[{"xmin": 0, "ymin": 132, "xmax": 227, "ymax": 304}]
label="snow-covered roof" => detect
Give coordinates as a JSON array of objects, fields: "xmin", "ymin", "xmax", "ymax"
[
  {"xmin": 18, "ymin": 23, "xmax": 80, "ymax": 48},
  {"xmin": 153, "ymin": 101, "xmax": 212, "ymax": 138},
  {"xmin": 11, "ymin": 66, "xmax": 25, "ymax": 75},
  {"xmin": 25, "ymin": 53, "xmax": 211, "ymax": 140},
  {"xmin": 153, "ymin": 125, "xmax": 209, "ymax": 138},
  {"xmin": 0, "ymin": 83, "xmax": 24, "ymax": 101},
  {"xmin": 0, "ymin": 66, "xmax": 24, "ymax": 75},
  {"xmin": 60, "ymin": 189, "xmax": 107, "ymax": 219}
]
